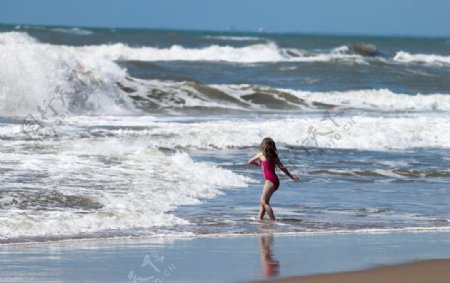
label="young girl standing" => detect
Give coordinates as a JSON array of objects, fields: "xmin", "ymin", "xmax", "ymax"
[{"xmin": 248, "ymin": 137, "xmax": 299, "ymax": 221}]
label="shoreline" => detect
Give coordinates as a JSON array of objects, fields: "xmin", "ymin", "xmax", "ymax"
[
  {"xmin": 255, "ymin": 259, "xmax": 450, "ymax": 283},
  {"xmin": 1, "ymin": 231, "xmax": 449, "ymax": 282},
  {"xmin": 2, "ymin": 226, "xmax": 450, "ymax": 246}
]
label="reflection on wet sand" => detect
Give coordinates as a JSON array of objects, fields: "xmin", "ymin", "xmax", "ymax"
[{"xmin": 260, "ymin": 235, "xmax": 280, "ymax": 278}]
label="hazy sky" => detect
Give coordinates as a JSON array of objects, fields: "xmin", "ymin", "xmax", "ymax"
[{"xmin": 1, "ymin": 0, "xmax": 449, "ymax": 37}]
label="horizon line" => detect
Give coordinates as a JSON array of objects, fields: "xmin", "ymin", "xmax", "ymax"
[{"xmin": 1, "ymin": 21, "xmax": 449, "ymax": 40}]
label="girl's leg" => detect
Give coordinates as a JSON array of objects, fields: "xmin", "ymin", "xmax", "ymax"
[
  {"xmin": 259, "ymin": 181, "xmax": 276, "ymax": 220},
  {"xmin": 258, "ymin": 203, "xmax": 266, "ymax": 220}
]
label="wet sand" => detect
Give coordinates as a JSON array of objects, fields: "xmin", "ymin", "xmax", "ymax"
[
  {"xmin": 258, "ymin": 259, "xmax": 450, "ymax": 283},
  {"xmin": 1, "ymin": 231, "xmax": 449, "ymax": 282}
]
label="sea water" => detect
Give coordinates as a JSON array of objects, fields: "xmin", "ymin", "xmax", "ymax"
[{"xmin": 0, "ymin": 25, "xmax": 449, "ymax": 243}]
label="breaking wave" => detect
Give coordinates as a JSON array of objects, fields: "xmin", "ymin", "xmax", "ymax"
[
  {"xmin": 394, "ymin": 51, "xmax": 450, "ymax": 66},
  {"xmin": 1, "ymin": 32, "xmax": 449, "ymax": 117}
]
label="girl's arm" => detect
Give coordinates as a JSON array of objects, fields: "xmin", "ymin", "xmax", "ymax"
[
  {"xmin": 276, "ymin": 158, "xmax": 300, "ymax": 181},
  {"xmin": 248, "ymin": 152, "xmax": 262, "ymax": 166}
]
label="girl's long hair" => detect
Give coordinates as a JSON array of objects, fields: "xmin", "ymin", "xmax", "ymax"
[{"xmin": 260, "ymin": 137, "xmax": 278, "ymax": 160}]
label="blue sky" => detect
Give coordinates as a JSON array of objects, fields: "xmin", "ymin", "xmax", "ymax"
[{"xmin": 1, "ymin": 0, "xmax": 449, "ymax": 37}]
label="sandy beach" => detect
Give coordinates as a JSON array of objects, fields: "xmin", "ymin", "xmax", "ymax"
[
  {"xmin": 258, "ymin": 260, "xmax": 450, "ymax": 283},
  {"xmin": 1, "ymin": 231, "xmax": 449, "ymax": 282}
]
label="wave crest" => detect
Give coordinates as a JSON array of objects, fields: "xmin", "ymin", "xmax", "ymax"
[
  {"xmin": 394, "ymin": 51, "xmax": 450, "ymax": 65},
  {"xmin": 0, "ymin": 32, "xmax": 136, "ymax": 116},
  {"xmin": 124, "ymin": 80, "xmax": 450, "ymax": 113}
]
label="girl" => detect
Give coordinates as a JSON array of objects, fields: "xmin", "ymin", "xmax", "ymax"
[{"xmin": 248, "ymin": 137, "xmax": 299, "ymax": 221}]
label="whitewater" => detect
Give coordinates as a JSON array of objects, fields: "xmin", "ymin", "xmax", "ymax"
[{"xmin": 0, "ymin": 26, "xmax": 449, "ymax": 243}]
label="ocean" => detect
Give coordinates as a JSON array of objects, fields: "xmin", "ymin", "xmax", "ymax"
[{"xmin": 0, "ymin": 24, "xmax": 449, "ymax": 243}]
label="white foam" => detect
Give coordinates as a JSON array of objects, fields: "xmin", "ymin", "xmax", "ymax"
[
  {"xmin": 65, "ymin": 39, "xmax": 367, "ymax": 63},
  {"xmin": 1, "ymin": 112, "xmax": 448, "ymax": 241},
  {"xmin": 49, "ymin": 27, "xmax": 94, "ymax": 36},
  {"xmin": 281, "ymin": 88, "xmax": 450, "ymax": 112},
  {"xmin": 394, "ymin": 51, "xmax": 450, "ymax": 65},
  {"xmin": 0, "ymin": 32, "xmax": 136, "ymax": 116},
  {"xmin": 58, "ymin": 113, "xmax": 450, "ymax": 151},
  {"xmin": 105, "ymin": 42, "xmax": 367, "ymax": 63},
  {"xmin": 0, "ymin": 139, "xmax": 251, "ymax": 240},
  {"xmin": 6, "ymin": 31, "xmax": 450, "ymax": 68},
  {"xmin": 80, "ymin": 41, "xmax": 288, "ymax": 63},
  {"xmin": 203, "ymin": 35, "xmax": 262, "ymax": 41}
]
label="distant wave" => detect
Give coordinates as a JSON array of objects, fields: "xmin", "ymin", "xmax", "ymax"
[
  {"xmin": 394, "ymin": 51, "xmax": 450, "ymax": 65},
  {"xmin": 14, "ymin": 25, "xmax": 94, "ymax": 35},
  {"xmin": 203, "ymin": 35, "xmax": 262, "ymax": 41},
  {"xmin": 4, "ymin": 28, "xmax": 449, "ymax": 67},
  {"xmin": 81, "ymin": 41, "xmax": 290, "ymax": 62},
  {"xmin": 277, "ymin": 87, "xmax": 450, "ymax": 112},
  {"xmin": 79, "ymin": 42, "xmax": 376, "ymax": 63},
  {"xmin": 49, "ymin": 27, "xmax": 94, "ymax": 36},
  {"xmin": 1, "ymin": 31, "xmax": 450, "ymax": 117},
  {"xmin": 0, "ymin": 31, "xmax": 388, "ymax": 65},
  {"xmin": 125, "ymin": 79, "xmax": 450, "ymax": 113},
  {"xmin": 13, "ymin": 25, "xmax": 47, "ymax": 31}
]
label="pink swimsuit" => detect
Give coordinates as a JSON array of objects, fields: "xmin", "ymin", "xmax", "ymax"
[{"xmin": 260, "ymin": 159, "xmax": 280, "ymax": 189}]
